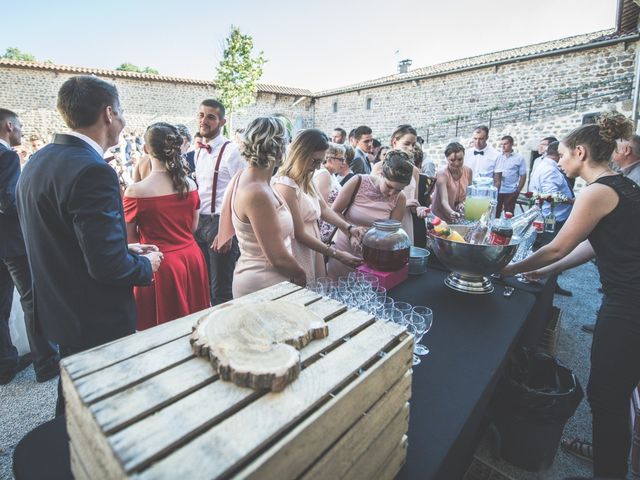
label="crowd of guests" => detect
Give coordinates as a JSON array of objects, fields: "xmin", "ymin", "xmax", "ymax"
[{"xmin": 1, "ymin": 75, "xmax": 639, "ymax": 479}]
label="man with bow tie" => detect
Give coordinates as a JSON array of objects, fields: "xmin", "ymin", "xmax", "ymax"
[
  {"xmin": 464, "ymin": 125, "xmax": 499, "ymax": 179},
  {"xmin": 193, "ymin": 99, "xmax": 246, "ymax": 305}
]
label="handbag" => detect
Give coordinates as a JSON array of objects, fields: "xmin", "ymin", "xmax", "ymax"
[{"xmin": 325, "ymin": 175, "xmax": 362, "ymax": 255}]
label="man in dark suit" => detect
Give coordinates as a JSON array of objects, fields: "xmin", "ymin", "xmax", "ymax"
[
  {"xmin": 16, "ymin": 76, "xmax": 163, "ymax": 415},
  {"xmin": 0, "ymin": 109, "xmax": 59, "ymax": 385},
  {"xmin": 350, "ymin": 125, "xmax": 374, "ymax": 174}
]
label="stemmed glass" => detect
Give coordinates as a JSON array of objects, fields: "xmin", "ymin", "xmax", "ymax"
[
  {"xmin": 411, "ymin": 306, "xmax": 433, "ymax": 355},
  {"xmin": 404, "ymin": 322, "xmax": 421, "ymax": 365}
]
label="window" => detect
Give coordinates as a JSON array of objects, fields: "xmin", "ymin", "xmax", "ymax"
[
  {"xmin": 366, "ymin": 98, "xmax": 372, "ymax": 110},
  {"xmin": 332, "ymin": 101, "xmax": 338, "ymax": 113}
]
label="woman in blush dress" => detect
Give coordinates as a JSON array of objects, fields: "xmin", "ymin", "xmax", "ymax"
[
  {"xmin": 272, "ymin": 129, "xmax": 363, "ymax": 282},
  {"xmin": 327, "ymin": 151, "xmax": 414, "ymax": 279},
  {"xmin": 431, "ymin": 142, "xmax": 473, "ymax": 223},
  {"xmin": 124, "ymin": 123, "xmax": 209, "ymax": 330},
  {"xmin": 215, "ymin": 117, "xmax": 306, "ymax": 297}
]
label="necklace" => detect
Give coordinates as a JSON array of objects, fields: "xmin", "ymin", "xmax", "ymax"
[{"xmin": 588, "ymin": 169, "xmax": 612, "ymax": 185}]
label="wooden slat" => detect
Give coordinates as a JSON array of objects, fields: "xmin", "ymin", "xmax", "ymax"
[
  {"xmin": 134, "ymin": 321, "xmax": 407, "ymax": 479},
  {"xmin": 275, "ymin": 288, "xmax": 322, "ymax": 305},
  {"xmin": 69, "ymin": 442, "xmax": 92, "ymax": 480},
  {"xmin": 62, "ymin": 281, "xmax": 301, "ymax": 379},
  {"xmin": 340, "ymin": 405, "xmax": 409, "ymax": 480},
  {"xmin": 371, "ymin": 436, "xmax": 409, "ymax": 480},
  {"xmin": 74, "ymin": 335, "xmax": 193, "ymax": 404},
  {"xmin": 91, "ymin": 358, "xmax": 215, "ymax": 434},
  {"xmin": 64, "ymin": 386, "xmax": 124, "ymax": 479},
  {"xmin": 242, "ymin": 369, "xmax": 411, "ymax": 480},
  {"xmin": 88, "ymin": 296, "xmax": 349, "ymax": 433},
  {"xmin": 111, "ymin": 309, "xmax": 380, "ymax": 473},
  {"xmin": 295, "ymin": 372, "xmax": 411, "ymax": 480}
]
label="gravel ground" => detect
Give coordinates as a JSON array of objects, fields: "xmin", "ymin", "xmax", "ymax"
[
  {"xmin": 0, "ymin": 365, "xmax": 57, "ymax": 480},
  {"xmin": 0, "ymin": 262, "xmax": 610, "ymax": 479}
]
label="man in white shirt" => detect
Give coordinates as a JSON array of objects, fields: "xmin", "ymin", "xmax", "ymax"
[
  {"xmin": 494, "ymin": 135, "xmax": 527, "ymax": 217},
  {"xmin": 464, "ymin": 125, "xmax": 499, "ymax": 178},
  {"xmin": 612, "ymin": 134, "xmax": 640, "ymax": 186},
  {"xmin": 529, "ymin": 141, "xmax": 573, "ymax": 230},
  {"xmin": 193, "ymin": 99, "xmax": 246, "ymax": 305}
]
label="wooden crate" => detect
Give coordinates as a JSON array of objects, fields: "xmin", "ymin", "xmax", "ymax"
[{"xmin": 61, "ymin": 282, "xmax": 413, "ymax": 479}]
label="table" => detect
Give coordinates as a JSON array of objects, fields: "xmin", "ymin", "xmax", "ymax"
[
  {"xmin": 393, "ymin": 263, "xmax": 555, "ymax": 480},
  {"xmin": 13, "ymin": 268, "xmax": 555, "ymax": 480}
]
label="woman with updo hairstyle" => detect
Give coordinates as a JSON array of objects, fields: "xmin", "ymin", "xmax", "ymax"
[
  {"xmin": 272, "ymin": 129, "xmax": 364, "ymax": 282},
  {"xmin": 372, "ymin": 125, "xmax": 421, "ymax": 243},
  {"xmin": 124, "ymin": 122, "xmax": 209, "ymax": 330},
  {"xmin": 430, "ymin": 141, "xmax": 473, "ymax": 223},
  {"xmin": 215, "ymin": 116, "xmax": 306, "ymax": 297},
  {"xmin": 503, "ymin": 113, "xmax": 640, "ymax": 479},
  {"xmin": 327, "ymin": 150, "xmax": 413, "ymax": 279}
]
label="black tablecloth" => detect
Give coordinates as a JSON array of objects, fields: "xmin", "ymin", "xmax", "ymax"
[
  {"xmin": 393, "ymin": 263, "xmax": 554, "ymax": 480},
  {"xmin": 12, "ymin": 266, "xmax": 554, "ymax": 480}
]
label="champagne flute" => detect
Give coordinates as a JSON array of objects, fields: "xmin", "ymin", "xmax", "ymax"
[{"xmin": 411, "ymin": 306, "xmax": 433, "ymax": 355}]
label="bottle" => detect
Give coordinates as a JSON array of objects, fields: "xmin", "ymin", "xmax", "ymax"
[
  {"xmin": 510, "ymin": 205, "xmax": 542, "ymax": 238},
  {"xmin": 532, "ymin": 210, "xmax": 544, "ymax": 234},
  {"xmin": 486, "ymin": 212, "xmax": 513, "ymax": 245},
  {"xmin": 464, "ymin": 201, "xmax": 496, "ymax": 244}
]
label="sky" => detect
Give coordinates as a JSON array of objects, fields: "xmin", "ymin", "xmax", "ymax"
[{"xmin": 3, "ymin": 0, "xmax": 618, "ymax": 92}]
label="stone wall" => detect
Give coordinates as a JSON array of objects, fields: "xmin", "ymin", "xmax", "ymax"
[
  {"xmin": 0, "ymin": 65, "xmax": 313, "ymax": 140},
  {"xmin": 313, "ymin": 40, "xmax": 638, "ymax": 167},
  {"xmin": 0, "ymin": 37, "xmax": 636, "ymax": 162}
]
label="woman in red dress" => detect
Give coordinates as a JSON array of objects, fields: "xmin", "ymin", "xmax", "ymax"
[{"xmin": 124, "ymin": 123, "xmax": 210, "ymax": 330}]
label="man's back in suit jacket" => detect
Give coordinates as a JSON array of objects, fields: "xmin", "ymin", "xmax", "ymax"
[
  {"xmin": 16, "ymin": 134, "xmax": 152, "ymax": 348},
  {"xmin": 0, "ymin": 144, "xmax": 26, "ymax": 259}
]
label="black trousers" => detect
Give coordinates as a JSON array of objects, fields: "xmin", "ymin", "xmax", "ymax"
[
  {"xmin": 194, "ymin": 214, "xmax": 239, "ymax": 305},
  {"xmin": 0, "ymin": 255, "xmax": 58, "ymax": 376},
  {"xmin": 588, "ymin": 293, "xmax": 640, "ymax": 478}
]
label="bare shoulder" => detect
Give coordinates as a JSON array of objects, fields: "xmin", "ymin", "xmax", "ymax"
[{"xmin": 124, "ymin": 182, "xmax": 141, "ymax": 198}]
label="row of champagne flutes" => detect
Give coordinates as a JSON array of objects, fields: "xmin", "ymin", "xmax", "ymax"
[{"xmin": 308, "ymin": 272, "xmax": 433, "ymax": 366}]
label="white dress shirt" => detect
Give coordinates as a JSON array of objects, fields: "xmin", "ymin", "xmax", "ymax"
[
  {"xmin": 67, "ymin": 131, "xmax": 104, "ymax": 157},
  {"xmin": 529, "ymin": 157, "xmax": 573, "ymax": 221},
  {"xmin": 195, "ymin": 133, "xmax": 246, "ymax": 215},
  {"xmin": 464, "ymin": 145, "xmax": 499, "ymax": 178},
  {"xmin": 494, "ymin": 151, "xmax": 527, "ymax": 194}
]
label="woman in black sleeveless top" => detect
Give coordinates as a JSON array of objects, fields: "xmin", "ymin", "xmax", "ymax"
[{"xmin": 503, "ymin": 113, "xmax": 640, "ymax": 479}]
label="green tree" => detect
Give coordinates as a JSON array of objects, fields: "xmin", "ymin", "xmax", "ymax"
[
  {"xmin": 116, "ymin": 63, "xmax": 159, "ymax": 74},
  {"xmin": 215, "ymin": 26, "xmax": 266, "ymax": 133},
  {"xmin": 1, "ymin": 47, "xmax": 37, "ymax": 62}
]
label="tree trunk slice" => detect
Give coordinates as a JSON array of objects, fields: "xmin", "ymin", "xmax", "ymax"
[{"xmin": 190, "ymin": 302, "xmax": 329, "ymax": 392}]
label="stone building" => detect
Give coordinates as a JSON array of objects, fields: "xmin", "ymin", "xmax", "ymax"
[{"xmin": 1, "ymin": 0, "xmax": 638, "ymax": 168}]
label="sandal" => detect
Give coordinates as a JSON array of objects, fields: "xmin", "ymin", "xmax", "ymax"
[{"xmin": 561, "ymin": 437, "xmax": 594, "ymax": 462}]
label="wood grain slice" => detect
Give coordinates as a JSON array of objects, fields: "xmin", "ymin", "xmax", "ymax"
[{"xmin": 190, "ymin": 302, "xmax": 329, "ymax": 392}]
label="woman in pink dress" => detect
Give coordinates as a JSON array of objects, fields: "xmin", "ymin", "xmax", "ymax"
[
  {"xmin": 372, "ymin": 125, "xmax": 421, "ymax": 243},
  {"xmin": 123, "ymin": 123, "xmax": 209, "ymax": 330},
  {"xmin": 327, "ymin": 151, "xmax": 414, "ymax": 279},
  {"xmin": 431, "ymin": 142, "xmax": 473, "ymax": 223},
  {"xmin": 272, "ymin": 129, "xmax": 363, "ymax": 282},
  {"xmin": 215, "ymin": 117, "xmax": 306, "ymax": 297}
]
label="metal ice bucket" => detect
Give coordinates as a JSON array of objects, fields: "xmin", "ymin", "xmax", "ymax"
[{"xmin": 430, "ymin": 225, "xmax": 519, "ymax": 294}]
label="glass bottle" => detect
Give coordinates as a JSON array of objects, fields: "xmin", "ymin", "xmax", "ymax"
[
  {"xmin": 464, "ymin": 201, "xmax": 496, "ymax": 244},
  {"xmin": 486, "ymin": 212, "xmax": 513, "ymax": 245}
]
